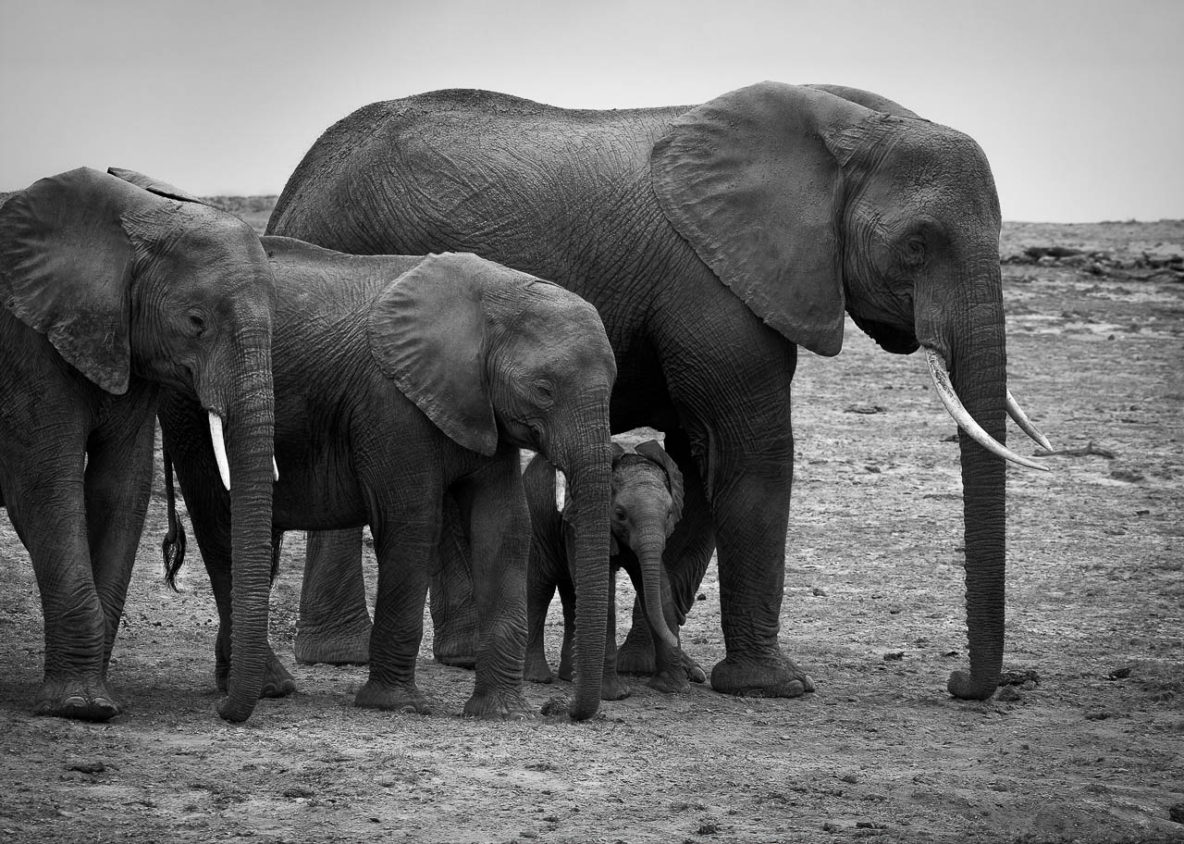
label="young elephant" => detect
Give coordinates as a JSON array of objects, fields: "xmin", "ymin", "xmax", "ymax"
[
  {"xmin": 524, "ymin": 440, "xmax": 703, "ymax": 698},
  {"xmin": 0, "ymin": 168, "xmax": 277, "ymax": 723},
  {"xmin": 160, "ymin": 238, "xmax": 617, "ymax": 720}
]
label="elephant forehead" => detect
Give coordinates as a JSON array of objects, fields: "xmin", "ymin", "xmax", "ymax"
[{"xmin": 612, "ymin": 458, "xmax": 670, "ymax": 493}]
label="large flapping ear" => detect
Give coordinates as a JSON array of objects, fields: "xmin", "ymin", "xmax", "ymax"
[
  {"xmin": 367, "ymin": 253, "xmax": 499, "ymax": 456},
  {"xmin": 634, "ymin": 439, "xmax": 684, "ymax": 524},
  {"xmin": 652, "ymin": 81, "xmax": 880, "ymax": 357},
  {"xmin": 107, "ymin": 167, "xmax": 210, "ymax": 205},
  {"xmin": 0, "ymin": 167, "xmax": 160, "ymax": 394},
  {"xmin": 804, "ymin": 84, "xmax": 921, "ymax": 119}
]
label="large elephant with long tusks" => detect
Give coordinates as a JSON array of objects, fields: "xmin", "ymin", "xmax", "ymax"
[
  {"xmin": 268, "ymin": 81, "xmax": 1051, "ymax": 702},
  {"xmin": 0, "ymin": 167, "xmax": 276, "ymax": 722}
]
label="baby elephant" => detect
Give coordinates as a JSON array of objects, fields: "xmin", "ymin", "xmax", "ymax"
[
  {"xmin": 524, "ymin": 439, "xmax": 703, "ymax": 698},
  {"xmin": 160, "ymin": 239, "xmax": 618, "ymax": 721}
]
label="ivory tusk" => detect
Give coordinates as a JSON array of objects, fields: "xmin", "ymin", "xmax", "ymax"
[
  {"xmin": 925, "ymin": 349, "xmax": 1050, "ymax": 472},
  {"xmin": 209, "ymin": 412, "xmax": 232, "ymax": 491},
  {"xmin": 1006, "ymin": 390, "xmax": 1054, "ymax": 452},
  {"xmin": 273, "ymin": 457, "xmax": 280, "ymax": 483}
]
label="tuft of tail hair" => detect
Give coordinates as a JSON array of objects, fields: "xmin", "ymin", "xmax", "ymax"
[{"xmin": 161, "ymin": 448, "xmax": 187, "ymax": 591}]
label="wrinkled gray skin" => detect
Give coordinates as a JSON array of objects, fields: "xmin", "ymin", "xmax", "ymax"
[
  {"xmin": 523, "ymin": 440, "xmax": 706, "ymax": 699},
  {"xmin": 159, "ymin": 240, "xmax": 616, "ymax": 720},
  {"xmin": 270, "ymin": 81, "xmax": 1021, "ymax": 701},
  {"xmin": 0, "ymin": 167, "xmax": 276, "ymax": 722}
]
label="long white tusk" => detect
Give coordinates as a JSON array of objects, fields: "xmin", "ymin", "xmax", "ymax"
[
  {"xmin": 209, "ymin": 412, "xmax": 232, "ymax": 491},
  {"xmin": 1006, "ymin": 390, "xmax": 1054, "ymax": 452},
  {"xmin": 925, "ymin": 349, "xmax": 1050, "ymax": 472},
  {"xmin": 273, "ymin": 457, "xmax": 280, "ymax": 483}
]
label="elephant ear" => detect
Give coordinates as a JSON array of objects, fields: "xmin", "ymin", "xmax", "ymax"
[
  {"xmin": 652, "ymin": 81, "xmax": 878, "ymax": 357},
  {"xmin": 367, "ymin": 253, "xmax": 499, "ymax": 456},
  {"xmin": 0, "ymin": 167, "xmax": 158, "ymax": 394},
  {"xmin": 635, "ymin": 440, "xmax": 684, "ymax": 524},
  {"xmin": 107, "ymin": 167, "xmax": 210, "ymax": 205}
]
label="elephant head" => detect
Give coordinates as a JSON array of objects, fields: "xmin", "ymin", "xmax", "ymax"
[
  {"xmin": 0, "ymin": 167, "xmax": 277, "ymax": 722},
  {"xmin": 608, "ymin": 440, "xmax": 684, "ymax": 654},
  {"xmin": 651, "ymin": 82, "xmax": 1051, "ymax": 699},
  {"xmin": 366, "ymin": 252, "xmax": 617, "ymax": 720}
]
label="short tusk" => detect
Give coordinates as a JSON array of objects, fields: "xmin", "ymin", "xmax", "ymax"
[
  {"xmin": 1006, "ymin": 390, "xmax": 1054, "ymax": 452},
  {"xmin": 209, "ymin": 412, "xmax": 232, "ymax": 491},
  {"xmin": 273, "ymin": 457, "xmax": 280, "ymax": 483},
  {"xmin": 925, "ymin": 349, "xmax": 1050, "ymax": 472}
]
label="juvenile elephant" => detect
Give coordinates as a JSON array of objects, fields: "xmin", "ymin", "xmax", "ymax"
[
  {"xmin": 524, "ymin": 439, "xmax": 704, "ymax": 699},
  {"xmin": 0, "ymin": 168, "xmax": 276, "ymax": 722},
  {"xmin": 159, "ymin": 238, "xmax": 617, "ymax": 720},
  {"xmin": 269, "ymin": 81, "xmax": 1053, "ymax": 702}
]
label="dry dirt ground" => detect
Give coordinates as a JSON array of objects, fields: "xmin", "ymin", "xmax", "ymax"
[{"xmin": 1, "ymin": 214, "xmax": 1181, "ymax": 843}]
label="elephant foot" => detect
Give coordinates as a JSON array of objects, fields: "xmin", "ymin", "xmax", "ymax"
[
  {"xmin": 355, "ymin": 679, "xmax": 431, "ymax": 714},
  {"xmin": 34, "ymin": 676, "xmax": 122, "ymax": 721},
  {"xmin": 615, "ymin": 628, "xmax": 656, "ymax": 675},
  {"xmin": 647, "ymin": 668, "xmax": 691, "ymax": 695},
  {"xmin": 432, "ymin": 622, "xmax": 478, "ymax": 669},
  {"xmin": 294, "ymin": 619, "xmax": 372, "ymax": 665},
  {"xmin": 600, "ymin": 672, "xmax": 631, "ymax": 701},
  {"xmin": 524, "ymin": 654, "xmax": 555, "ymax": 684},
  {"xmin": 216, "ymin": 652, "xmax": 297, "ymax": 698},
  {"xmin": 710, "ymin": 653, "xmax": 815, "ymax": 698},
  {"xmin": 463, "ymin": 687, "xmax": 534, "ymax": 720}
]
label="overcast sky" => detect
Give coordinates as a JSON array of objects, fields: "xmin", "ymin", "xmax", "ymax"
[{"xmin": 2, "ymin": 0, "xmax": 1181, "ymax": 222}]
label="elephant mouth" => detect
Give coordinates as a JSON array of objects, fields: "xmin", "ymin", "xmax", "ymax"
[
  {"xmin": 206, "ymin": 410, "xmax": 280, "ymax": 491},
  {"xmin": 922, "ymin": 347, "xmax": 1051, "ymax": 471}
]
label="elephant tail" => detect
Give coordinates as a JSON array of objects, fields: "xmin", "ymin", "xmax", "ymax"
[{"xmin": 161, "ymin": 447, "xmax": 187, "ymax": 591}]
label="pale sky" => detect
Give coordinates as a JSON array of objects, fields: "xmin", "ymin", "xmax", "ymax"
[{"xmin": 1, "ymin": 0, "xmax": 1181, "ymax": 222}]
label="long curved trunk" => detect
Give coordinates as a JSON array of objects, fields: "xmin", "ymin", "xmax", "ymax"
[
  {"xmin": 947, "ymin": 294, "xmax": 1008, "ymax": 700},
  {"xmin": 559, "ymin": 434, "xmax": 613, "ymax": 721},
  {"xmin": 634, "ymin": 531, "xmax": 679, "ymax": 650},
  {"xmin": 217, "ymin": 342, "xmax": 276, "ymax": 722}
]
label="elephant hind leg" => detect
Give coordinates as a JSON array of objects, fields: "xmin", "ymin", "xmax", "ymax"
[{"xmin": 296, "ymin": 528, "xmax": 373, "ymax": 665}]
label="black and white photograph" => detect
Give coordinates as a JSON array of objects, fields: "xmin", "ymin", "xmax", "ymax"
[{"xmin": 0, "ymin": 1, "xmax": 1181, "ymax": 841}]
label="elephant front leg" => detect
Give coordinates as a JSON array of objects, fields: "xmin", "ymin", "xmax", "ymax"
[
  {"xmin": 296, "ymin": 528, "xmax": 373, "ymax": 665},
  {"xmin": 708, "ymin": 446, "xmax": 814, "ymax": 699},
  {"xmin": 4, "ymin": 454, "xmax": 119, "ymax": 720},
  {"xmin": 429, "ymin": 494, "xmax": 479, "ymax": 668},
  {"xmin": 454, "ymin": 457, "xmax": 534, "ymax": 720}
]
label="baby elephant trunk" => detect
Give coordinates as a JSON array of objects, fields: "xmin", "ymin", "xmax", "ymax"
[{"xmin": 633, "ymin": 529, "xmax": 680, "ymax": 652}]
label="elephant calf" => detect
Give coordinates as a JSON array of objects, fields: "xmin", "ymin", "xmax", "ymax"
[
  {"xmin": 524, "ymin": 439, "xmax": 704, "ymax": 698},
  {"xmin": 160, "ymin": 238, "xmax": 618, "ymax": 721}
]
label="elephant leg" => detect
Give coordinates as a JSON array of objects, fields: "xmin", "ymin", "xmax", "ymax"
[
  {"xmin": 524, "ymin": 553, "xmax": 557, "ymax": 684},
  {"xmin": 184, "ymin": 496, "xmax": 295, "ymax": 699},
  {"xmin": 429, "ymin": 494, "xmax": 479, "ymax": 668},
  {"xmin": 355, "ymin": 517, "xmax": 433, "ymax": 715},
  {"xmin": 295, "ymin": 528, "xmax": 372, "ymax": 665},
  {"xmin": 5, "ymin": 446, "xmax": 118, "ymax": 721},
  {"xmin": 84, "ymin": 409, "xmax": 155, "ymax": 670},
  {"xmin": 617, "ymin": 427, "xmax": 713, "ymax": 678},
  {"xmin": 554, "ymin": 574, "xmax": 577, "ymax": 682},
  {"xmin": 600, "ymin": 569, "xmax": 630, "ymax": 700},
  {"xmin": 453, "ymin": 458, "xmax": 533, "ymax": 719}
]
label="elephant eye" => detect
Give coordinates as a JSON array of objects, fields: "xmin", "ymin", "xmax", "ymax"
[
  {"xmin": 613, "ymin": 506, "xmax": 627, "ymax": 521},
  {"xmin": 901, "ymin": 235, "xmax": 927, "ymax": 266},
  {"xmin": 532, "ymin": 379, "xmax": 555, "ymax": 406},
  {"xmin": 187, "ymin": 311, "xmax": 208, "ymax": 338}
]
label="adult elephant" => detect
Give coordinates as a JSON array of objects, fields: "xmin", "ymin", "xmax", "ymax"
[
  {"xmin": 0, "ymin": 167, "xmax": 276, "ymax": 722},
  {"xmin": 268, "ymin": 81, "xmax": 1050, "ymax": 701},
  {"xmin": 159, "ymin": 242, "xmax": 617, "ymax": 720}
]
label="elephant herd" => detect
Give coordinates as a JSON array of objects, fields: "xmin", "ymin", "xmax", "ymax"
[{"xmin": 0, "ymin": 81, "xmax": 1051, "ymax": 725}]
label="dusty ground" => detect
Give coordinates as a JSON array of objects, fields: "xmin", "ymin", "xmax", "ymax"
[{"xmin": 1, "ymin": 215, "xmax": 1181, "ymax": 843}]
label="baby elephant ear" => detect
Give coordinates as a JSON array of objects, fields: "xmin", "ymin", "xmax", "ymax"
[
  {"xmin": 634, "ymin": 440, "xmax": 684, "ymax": 524},
  {"xmin": 611, "ymin": 442, "xmax": 627, "ymax": 466},
  {"xmin": 107, "ymin": 167, "xmax": 209, "ymax": 205},
  {"xmin": 367, "ymin": 253, "xmax": 499, "ymax": 456},
  {"xmin": 0, "ymin": 167, "xmax": 153, "ymax": 394},
  {"xmin": 652, "ymin": 82, "xmax": 866, "ymax": 357}
]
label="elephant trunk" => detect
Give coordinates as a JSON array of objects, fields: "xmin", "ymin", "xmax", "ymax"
[
  {"xmin": 633, "ymin": 530, "xmax": 679, "ymax": 651},
  {"xmin": 558, "ymin": 432, "xmax": 612, "ymax": 722},
  {"xmin": 217, "ymin": 338, "xmax": 276, "ymax": 722},
  {"xmin": 945, "ymin": 295, "xmax": 1008, "ymax": 700}
]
